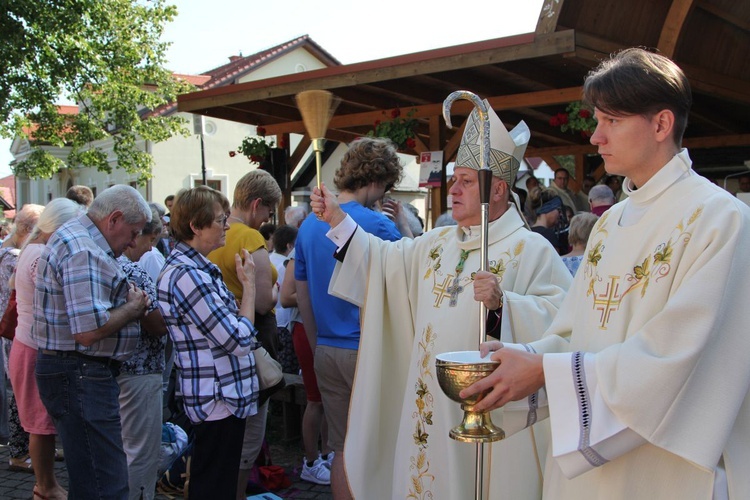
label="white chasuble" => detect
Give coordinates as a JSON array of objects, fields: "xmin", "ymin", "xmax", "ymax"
[
  {"xmin": 532, "ymin": 151, "xmax": 750, "ymax": 499},
  {"xmin": 330, "ymin": 206, "xmax": 571, "ymax": 499}
]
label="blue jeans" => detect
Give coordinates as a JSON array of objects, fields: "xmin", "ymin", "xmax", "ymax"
[{"xmin": 36, "ymin": 352, "xmax": 128, "ymax": 499}]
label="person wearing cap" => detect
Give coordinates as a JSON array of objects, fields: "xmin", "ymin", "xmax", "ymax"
[
  {"xmin": 309, "ymin": 105, "xmax": 571, "ymax": 499},
  {"xmin": 587, "ymin": 184, "xmax": 616, "ymax": 216},
  {"xmin": 463, "ymin": 48, "xmax": 750, "ymax": 499},
  {"xmin": 530, "ymin": 189, "xmax": 566, "ymax": 254}
]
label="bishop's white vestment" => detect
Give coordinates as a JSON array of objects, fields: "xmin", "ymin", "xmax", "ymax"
[
  {"xmin": 531, "ymin": 150, "xmax": 750, "ymax": 499},
  {"xmin": 328, "ymin": 206, "xmax": 572, "ymax": 499}
]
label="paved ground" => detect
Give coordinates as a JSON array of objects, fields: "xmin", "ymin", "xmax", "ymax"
[{"xmin": 0, "ymin": 402, "xmax": 333, "ymax": 499}]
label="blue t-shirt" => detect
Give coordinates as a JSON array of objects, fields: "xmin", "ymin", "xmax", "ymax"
[{"xmin": 294, "ymin": 201, "xmax": 401, "ymax": 350}]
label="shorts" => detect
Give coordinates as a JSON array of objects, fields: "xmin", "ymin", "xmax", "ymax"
[{"xmin": 314, "ymin": 344, "xmax": 357, "ymax": 452}]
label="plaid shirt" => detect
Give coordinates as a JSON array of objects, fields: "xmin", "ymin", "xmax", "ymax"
[
  {"xmin": 157, "ymin": 242, "xmax": 259, "ymax": 423},
  {"xmin": 32, "ymin": 214, "xmax": 140, "ymax": 360}
]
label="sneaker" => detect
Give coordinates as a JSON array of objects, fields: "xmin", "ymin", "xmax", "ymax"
[
  {"xmin": 300, "ymin": 457, "xmax": 331, "ymax": 485},
  {"xmin": 320, "ymin": 451, "xmax": 334, "ymax": 469}
]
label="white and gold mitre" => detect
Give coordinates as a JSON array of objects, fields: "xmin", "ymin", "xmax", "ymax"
[{"xmin": 455, "ymin": 100, "xmax": 530, "ymax": 184}]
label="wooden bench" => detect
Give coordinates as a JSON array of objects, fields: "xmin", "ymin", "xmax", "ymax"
[{"xmin": 270, "ymin": 373, "xmax": 306, "ymax": 442}]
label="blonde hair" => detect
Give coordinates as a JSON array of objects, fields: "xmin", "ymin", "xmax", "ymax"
[
  {"xmin": 20, "ymin": 198, "xmax": 84, "ymax": 255},
  {"xmin": 232, "ymin": 170, "xmax": 282, "ymax": 211}
]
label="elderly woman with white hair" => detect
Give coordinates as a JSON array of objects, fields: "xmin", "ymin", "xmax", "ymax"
[
  {"xmin": 1, "ymin": 203, "xmax": 43, "ymax": 472},
  {"xmin": 8, "ymin": 198, "xmax": 84, "ymax": 499}
]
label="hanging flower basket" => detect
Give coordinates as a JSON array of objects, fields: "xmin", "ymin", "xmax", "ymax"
[
  {"xmin": 549, "ymin": 101, "xmax": 597, "ymax": 138},
  {"xmin": 367, "ymin": 108, "xmax": 417, "ymax": 149},
  {"xmin": 237, "ymin": 127, "xmax": 275, "ymax": 164}
]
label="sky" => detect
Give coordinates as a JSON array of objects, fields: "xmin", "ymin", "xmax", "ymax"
[{"xmin": 0, "ymin": 0, "xmax": 545, "ymax": 177}]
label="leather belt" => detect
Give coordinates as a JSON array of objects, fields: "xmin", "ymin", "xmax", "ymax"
[{"xmin": 39, "ymin": 349, "xmax": 121, "ymax": 370}]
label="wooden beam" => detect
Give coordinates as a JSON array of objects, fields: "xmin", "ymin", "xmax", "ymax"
[
  {"xmin": 696, "ymin": 0, "xmax": 750, "ymax": 32},
  {"xmin": 178, "ymin": 31, "xmax": 576, "ymax": 112},
  {"xmin": 658, "ymin": 0, "xmax": 695, "ymax": 57},
  {"xmin": 680, "ymin": 63, "xmax": 750, "ymax": 105},
  {"xmin": 527, "ymin": 144, "xmax": 598, "ymax": 156},
  {"xmin": 262, "ymin": 86, "xmax": 584, "ymax": 136},
  {"xmin": 683, "ymin": 134, "xmax": 750, "ymax": 148},
  {"xmin": 536, "ymin": 0, "xmax": 566, "ymax": 35},
  {"xmin": 290, "ymin": 137, "xmax": 311, "ymax": 170}
]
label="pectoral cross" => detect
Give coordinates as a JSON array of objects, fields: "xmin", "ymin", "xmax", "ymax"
[{"xmin": 446, "ymin": 276, "xmax": 464, "ymax": 307}]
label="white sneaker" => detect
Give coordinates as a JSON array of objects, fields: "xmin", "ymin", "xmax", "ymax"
[
  {"xmin": 301, "ymin": 457, "xmax": 331, "ymax": 485},
  {"xmin": 319, "ymin": 451, "xmax": 334, "ymax": 469}
]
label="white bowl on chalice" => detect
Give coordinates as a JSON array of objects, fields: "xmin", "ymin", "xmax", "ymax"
[{"xmin": 435, "ymin": 351, "xmax": 505, "ymax": 443}]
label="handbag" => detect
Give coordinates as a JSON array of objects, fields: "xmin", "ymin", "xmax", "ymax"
[
  {"xmin": 0, "ymin": 289, "xmax": 18, "ymax": 340},
  {"xmin": 253, "ymin": 345, "xmax": 284, "ymax": 390}
]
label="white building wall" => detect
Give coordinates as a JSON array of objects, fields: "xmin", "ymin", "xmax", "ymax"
[{"xmin": 236, "ymin": 50, "xmax": 329, "ymax": 84}]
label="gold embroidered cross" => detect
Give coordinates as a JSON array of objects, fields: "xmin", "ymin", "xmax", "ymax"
[
  {"xmin": 432, "ymin": 274, "xmax": 454, "ymax": 308},
  {"xmin": 593, "ymin": 275, "xmax": 622, "ymax": 329}
]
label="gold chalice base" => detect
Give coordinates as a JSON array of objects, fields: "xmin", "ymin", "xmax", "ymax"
[{"xmin": 436, "ymin": 351, "xmax": 505, "ymax": 443}]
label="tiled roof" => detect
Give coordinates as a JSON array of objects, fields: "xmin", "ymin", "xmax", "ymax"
[
  {"xmin": 149, "ymin": 35, "xmax": 339, "ymax": 119},
  {"xmin": 22, "ymin": 105, "xmax": 79, "ymax": 140},
  {"xmin": 0, "ymin": 174, "xmax": 16, "ymax": 217}
]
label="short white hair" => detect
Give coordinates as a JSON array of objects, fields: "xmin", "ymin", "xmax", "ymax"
[
  {"xmin": 284, "ymin": 205, "xmax": 308, "ymax": 227},
  {"xmin": 588, "ymin": 184, "xmax": 616, "ymax": 205},
  {"xmin": 88, "ymin": 185, "xmax": 150, "ymax": 224}
]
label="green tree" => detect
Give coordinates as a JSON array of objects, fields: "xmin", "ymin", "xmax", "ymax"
[{"xmin": 0, "ymin": 0, "xmax": 194, "ymax": 183}]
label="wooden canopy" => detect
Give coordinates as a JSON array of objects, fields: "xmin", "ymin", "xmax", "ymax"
[{"xmin": 177, "ymin": 0, "xmax": 750, "ymax": 184}]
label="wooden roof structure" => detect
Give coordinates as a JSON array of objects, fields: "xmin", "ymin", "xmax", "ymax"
[{"xmin": 178, "ymin": 0, "xmax": 750, "ymax": 187}]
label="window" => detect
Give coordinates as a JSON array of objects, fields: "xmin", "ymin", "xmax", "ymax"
[{"xmin": 194, "ymin": 179, "xmax": 222, "ymax": 191}]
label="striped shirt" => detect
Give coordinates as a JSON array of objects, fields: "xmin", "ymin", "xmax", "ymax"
[
  {"xmin": 157, "ymin": 242, "xmax": 259, "ymax": 423},
  {"xmin": 32, "ymin": 214, "xmax": 140, "ymax": 360}
]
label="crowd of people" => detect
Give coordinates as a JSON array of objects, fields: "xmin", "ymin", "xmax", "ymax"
[{"xmin": 1, "ymin": 47, "xmax": 749, "ymax": 500}]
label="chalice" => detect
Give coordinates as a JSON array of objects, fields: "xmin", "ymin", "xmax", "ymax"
[{"xmin": 435, "ymin": 351, "xmax": 505, "ymax": 443}]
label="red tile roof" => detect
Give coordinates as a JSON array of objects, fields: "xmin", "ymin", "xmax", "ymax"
[
  {"xmin": 0, "ymin": 174, "xmax": 16, "ymax": 218},
  {"xmin": 148, "ymin": 35, "xmax": 339, "ymax": 118}
]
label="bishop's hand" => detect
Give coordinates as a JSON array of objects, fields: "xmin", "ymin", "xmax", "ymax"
[
  {"xmin": 473, "ymin": 270, "xmax": 503, "ymax": 310},
  {"xmin": 311, "ymin": 183, "xmax": 346, "ymax": 228}
]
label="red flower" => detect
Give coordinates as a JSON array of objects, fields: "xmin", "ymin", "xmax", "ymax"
[
  {"xmin": 391, "ymin": 108, "xmax": 401, "ymax": 119},
  {"xmin": 256, "ymin": 126, "xmax": 266, "ymax": 137},
  {"xmin": 229, "ymin": 151, "xmax": 236, "ymax": 158},
  {"xmin": 250, "ymin": 155, "xmax": 262, "ymax": 163},
  {"xmin": 374, "ymin": 120, "xmax": 381, "ymax": 127},
  {"xmin": 558, "ymin": 112, "xmax": 569, "ymax": 125},
  {"xmin": 406, "ymin": 137, "xmax": 416, "ymax": 149},
  {"xmin": 549, "ymin": 116, "xmax": 561, "ymax": 127},
  {"xmin": 581, "ymin": 130, "xmax": 592, "ymax": 138},
  {"xmin": 578, "ymin": 109, "xmax": 591, "ymax": 119},
  {"xmin": 278, "ymin": 138, "xmax": 285, "ymax": 148}
]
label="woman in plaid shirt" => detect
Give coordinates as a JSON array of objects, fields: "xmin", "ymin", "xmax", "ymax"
[{"xmin": 157, "ymin": 186, "xmax": 258, "ymax": 500}]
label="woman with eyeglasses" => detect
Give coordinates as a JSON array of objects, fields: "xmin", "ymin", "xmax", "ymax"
[
  {"xmin": 156, "ymin": 186, "xmax": 259, "ymax": 499},
  {"xmin": 206, "ymin": 169, "xmax": 284, "ymax": 499}
]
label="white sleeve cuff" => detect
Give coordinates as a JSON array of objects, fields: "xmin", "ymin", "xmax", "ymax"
[
  {"xmin": 544, "ymin": 352, "xmax": 646, "ymax": 479},
  {"xmin": 326, "ymin": 214, "xmax": 357, "ymax": 251}
]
